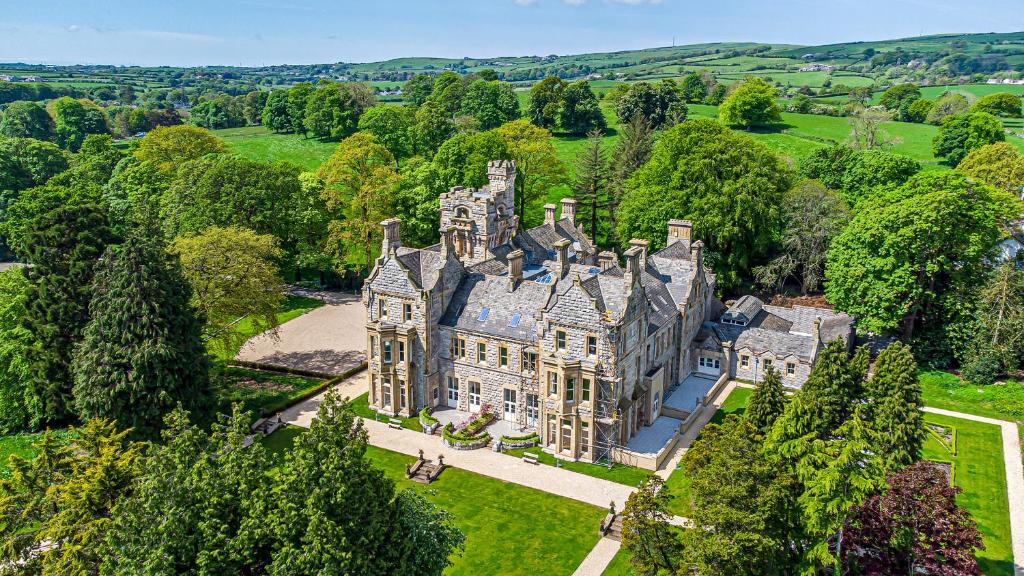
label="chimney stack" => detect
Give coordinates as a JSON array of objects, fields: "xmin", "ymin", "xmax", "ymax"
[
  {"xmin": 440, "ymin": 225, "xmax": 456, "ymax": 260},
  {"xmin": 690, "ymin": 240, "xmax": 704, "ymax": 273},
  {"xmin": 554, "ymin": 238, "xmax": 571, "ymax": 278},
  {"xmin": 381, "ymin": 218, "xmax": 401, "ymax": 255},
  {"xmin": 507, "ymin": 249, "xmax": 524, "ymax": 292},
  {"xmin": 628, "ymin": 239, "xmax": 649, "ymax": 270},
  {"xmin": 598, "ymin": 251, "xmax": 617, "ymax": 271},
  {"xmin": 624, "ymin": 245, "xmax": 642, "ymax": 287},
  {"xmin": 560, "ymin": 198, "xmax": 577, "ymax": 224},
  {"xmin": 544, "ymin": 204, "xmax": 557, "ymax": 225},
  {"xmin": 667, "ymin": 219, "xmax": 692, "ymax": 249}
]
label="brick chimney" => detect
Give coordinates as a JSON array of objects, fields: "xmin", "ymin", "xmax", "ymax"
[
  {"xmin": 690, "ymin": 240, "xmax": 704, "ymax": 274},
  {"xmin": 667, "ymin": 219, "xmax": 692, "ymax": 249},
  {"xmin": 507, "ymin": 249, "xmax": 524, "ymax": 292},
  {"xmin": 560, "ymin": 198, "xmax": 577, "ymax": 224},
  {"xmin": 544, "ymin": 204, "xmax": 557, "ymax": 225},
  {"xmin": 554, "ymin": 238, "xmax": 570, "ymax": 278},
  {"xmin": 381, "ymin": 218, "xmax": 401, "ymax": 254},
  {"xmin": 598, "ymin": 251, "xmax": 617, "ymax": 271},
  {"xmin": 628, "ymin": 238, "xmax": 649, "ymax": 270}
]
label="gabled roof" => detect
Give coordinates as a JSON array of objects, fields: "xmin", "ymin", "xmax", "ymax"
[
  {"xmin": 712, "ymin": 303, "xmax": 854, "ymax": 362},
  {"xmin": 395, "ymin": 246, "xmax": 443, "ymax": 290},
  {"xmin": 439, "ymin": 274, "xmax": 552, "ymax": 340},
  {"xmin": 516, "ymin": 219, "xmax": 594, "ymax": 264}
]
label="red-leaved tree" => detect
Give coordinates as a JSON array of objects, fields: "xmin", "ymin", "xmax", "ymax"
[{"xmin": 843, "ymin": 461, "xmax": 983, "ymax": 575}]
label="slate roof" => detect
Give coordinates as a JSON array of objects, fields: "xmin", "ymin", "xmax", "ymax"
[
  {"xmin": 395, "ymin": 247, "xmax": 442, "ymax": 290},
  {"xmin": 516, "ymin": 219, "xmax": 594, "ymax": 263},
  {"xmin": 712, "ymin": 304, "xmax": 854, "ymax": 362},
  {"xmin": 439, "ymin": 273, "xmax": 552, "ymax": 340},
  {"xmin": 723, "ymin": 295, "xmax": 764, "ymax": 325}
]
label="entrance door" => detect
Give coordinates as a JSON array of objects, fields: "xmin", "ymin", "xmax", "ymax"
[
  {"xmin": 468, "ymin": 382, "xmax": 481, "ymax": 412},
  {"xmin": 503, "ymin": 389, "xmax": 517, "ymax": 422},
  {"xmin": 697, "ymin": 355, "xmax": 721, "ymax": 375},
  {"xmin": 446, "ymin": 376, "xmax": 458, "ymax": 408},
  {"xmin": 526, "ymin": 394, "xmax": 538, "ymax": 428}
]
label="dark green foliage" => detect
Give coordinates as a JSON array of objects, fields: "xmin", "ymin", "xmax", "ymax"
[
  {"xmin": 960, "ymin": 350, "xmax": 1002, "ymax": 385},
  {"xmin": 559, "ymin": 80, "xmax": 606, "ymax": 135},
  {"xmin": 265, "ymin": 392, "xmax": 464, "ymax": 574},
  {"xmin": 394, "ymin": 157, "xmax": 443, "ymax": 247},
  {"xmin": 50, "ymin": 97, "xmax": 109, "ymax": 151},
  {"xmin": 621, "ymin": 476, "xmax": 685, "ymax": 576},
  {"xmin": 933, "ymin": 111, "xmax": 1005, "ymax": 166},
  {"xmin": 528, "ymin": 76, "xmax": 566, "ymax": 129},
  {"xmin": 0, "ymin": 101, "xmax": 55, "ymax": 141},
  {"xmin": 460, "ymin": 79, "xmax": 520, "ymax": 131},
  {"xmin": 22, "ymin": 203, "xmax": 114, "ymax": 423},
  {"xmin": 746, "ymin": 365, "xmax": 787, "ymax": 433},
  {"xmin": 572, "ymin": 130, "xmax": 609, "ymax": 241},
  {"xmin": 412, "ymin": 100, "xmax": 454, "ymax": 158},
  {"xmin": 104, "ymin": 406, "xmax": 275, "ymax": 574},
  {"xmin": 0, "ymin": 268, "xmax": 40, "ymax": 433},
  {"xmin": 262, "ymin": 89, "xmax": 293, "ymax": 133},
  {"xmin": 865, "ymin": 342, "xmax": 924, "ymax": 470},
  {"xmin": 679, "ymin": 72, "xmax": 708, "ymax": 103},
  {"xmin": 795, "ymin": 340, "xmax": 860, "ymax": 438},
  {"xmin": 614, "ymin": 80, "xmax": 682, "ymax": 129},
  {"xmin": 359, "ymin": 104, "xmax": 415, "ymax": 161},
  {"xmin": 303, "ymin": 81, "xmax": 376, "ymax": 141},
  {"xmin": 72, "ymin": 235, "xmax": 212, "ymax": 439},
  {"xmin": 287, "ymin": 82, "xmax": 314, "ymax": 137},
  {"xmin": 432, "ymin": 130, "xmax": 509, "ymax": 192},
  {"xmin": 680, "ymin": 415, "xmax": 800, "ymax": 574},
  {"xmin": 607, "ymin": 114, "xmax": 653, "ymax": 245},
  {"xmin": 972, "ymin": 92, "xmax": 1022, "ymax": 118},
  {"xmin": 878, "ymin": 83, "xmax": 921, "ymax": 121},
  {"xmin": 616, "ymin": 118, "xmax": 791, "ymax": 290},
  {"xmin": 800, "ymin": 144, "xmax": 920, "ymax": 207},
  {"xmin": 403, "ymin": 74, "xmax": 435, "ymax": 106},
  {"xmin": 905, "ymin": 98, "xmax": 934, "ymax": 123},
  {"xmin": 0, "ymin": 137, "xmax": 68, "ymax": 257},
  {"xmin": 190, "ymin": 94, "xmax": 245, "ymax": 129}
]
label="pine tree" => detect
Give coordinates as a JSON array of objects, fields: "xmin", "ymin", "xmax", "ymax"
[
  {"xmin": 22, "ymin": 203, "xmax": 114, "ymax": 423},
  {"xmin": 621, "ymin": 475, "xmax": 684, "ymax": 576},
  {"xmin": 608, "ymin": 114, "xmax": 653, "ymax": 244},
  {"xmin": 746, "ymin": 364, "xmax": 787, "ymax": 433},
  {"xmin": 866, "ymin": 342, "xmax": 924, "ymax": 470},
  {"xmin": 799, "ymin": 339, "xmax": 856, "ymax": 438},
  {"xmin": 72, "ymin": 234, "xmax": 212, "ymax": 439},
  {"xmin": 573, "ymin": 129, "xmax": 609, "ymax": 241}
]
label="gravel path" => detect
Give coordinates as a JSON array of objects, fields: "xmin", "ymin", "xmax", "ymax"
[
  {"xmin": 572, "ymin": 538, "xmax": 621, "ymax": 576},
  {"xmin": 236, "ymin": 295, "xmax": 367, "ymax": 375}
]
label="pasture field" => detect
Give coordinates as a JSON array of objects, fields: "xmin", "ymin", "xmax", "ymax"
[{"xmin": 216, "ymin": 126, "xmax": 339, "ymax": 171}]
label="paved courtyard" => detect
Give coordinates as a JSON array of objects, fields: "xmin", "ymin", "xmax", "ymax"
[
  {"xmin": 236, "ymin": 292, "xmax": 367, "ymax": 375},
  {"xmin": 663, "ymin": 373, "xmax": 718, "ymax": 414}
]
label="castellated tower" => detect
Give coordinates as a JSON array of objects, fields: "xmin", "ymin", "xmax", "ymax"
[{"xmin": 438, "ymin": 160, "xmax": 519, "ymax": 265}]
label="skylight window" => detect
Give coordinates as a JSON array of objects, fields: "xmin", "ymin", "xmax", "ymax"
[
  {"xmin": 477, "ymin": 308, "xmax": 490, "ymax": 322},
  {"xmin": 509, "ymin": 313, "xmax": 522, "ymax": 327}
]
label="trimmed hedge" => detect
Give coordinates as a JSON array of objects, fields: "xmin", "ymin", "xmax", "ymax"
[
  {"xmin": 419, "ymin": 406, "xmax": 439, "ymax": 426},
  {"xmin": 255, "ymin": 362, "xmax": 368, "ymax": 417},
  {"xmin": 442, "ymin": 422, "xmax": 490, "ymax": 449},
  {"xmin": 499, "ymin": 432, "xmax": 540, "ymax": 449}
]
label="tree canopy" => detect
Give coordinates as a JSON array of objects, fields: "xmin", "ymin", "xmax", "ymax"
[
  {"xmin": 972, "ymin": 92, "xmax": 1022, "ymax": 118},
  {"xmin": 933, "ymin": 111, "xmax": 1005, "ymax": 166},
  {"xmin": 133, "ymin": 124, "xmax": 226, "ymax": 171},
  {"xmin": 718, "ymin": 77, "xmax": 782, "ymax": 128}
]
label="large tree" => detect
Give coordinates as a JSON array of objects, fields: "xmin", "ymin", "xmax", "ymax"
[
  {"xmin": 718, "ymin": 77, "xmax": 782, "ymax": 128},
  {"xmin": 0, "ymin": 268, "xmax": 40, "ymax": 433},
  {"xmin": 560, "ymin": 80, "xmax": 606, "ymax": 136},
  {"xmin": 746, "ymin": 365, "xmax": 787, "ymax": 433},
  {"xmin": 22, "ymin": 203, "xmax": 114, "ymax": 423},
  {"xmin": 358, "ymin": 103, "xmax": 415, "ymax": 163},
  {"xmin": 49, "ymin": 97, "xmax": 109, "ymax": 151},
  {"xmin": 615, "ymin": 80, "xmax": 682, "ymax": 129},
  {"xmin": 963, "ymin": 263, "xmax": 1024, "ymax": 381},
  {"xmin": 843, "ymin": 462, "xmax": 983, "ymax": 575},
  {"xmin": 933, "ymin": 111, "xmax": 1005, "ymax": 166},
  {"xmin": 621, "ymin": 476, "xmax": 685, "ymax": 576},
  {"xmin": 616, "ymin": 118, "xmax": 790, "ymax": 290},
  {"xmin": 972, "ymin": 92, "xmax": 1022, "ymax": 118},
  {"xmin": 493, "ymin": 119, "xmax": 567, "ymax": 224},
  {"xmin": 266, "ymin": 391, "xmax": 465, "ymax": 575},
  {"xmin": 608, "ymin": 114, "xmax": 653, "ymax": 245},
  {"xmin": 865, "ymin": 342, "xmax": 924, "ymax": 470},
  {"xmin": 461, "ymin": 79, "xmax": 520, "ymax": 131},
  {"xmin": 878, "ymin": 83, "xmax": 921, "ymax": 121},
  {"xmin": 0, "ymin": 100, "xmax": 55, "ymax": 141},
  {"xmin": 303, "ymin": 82, "xmax": 376, "ymax": 141},
  {"xmin": 413, "ymin": 100, "xmax": 454, "ymax": 158},
  {"xmin": 528, "ymin": 76, "xmax": 566, "ymax": 130},
  {"xmin": 72, "ymin": 234, "xmax": 212, "ymax": 439},
  {"xmin": 825, "ymin": 172, "xmax": 1008, "ymax": 340},
  {"xmin": 956, "ymin": 141, "xmax": 1024, "ymax": 194},
  {"xmin": 317, "ymin": 131, "xmax": 400, "ymax": 274},
  {"xmin": 800, "ymin": 145, "xmax": 921, "ymax": 208},
  {"xmin": 926, "ymin": 92, "xmax": 970, "ymax": 125},
  {"xmin": 133, "ymin": 124, "xmax": 226, "ymax": 171},
  {"xmin": 572, "ymin": 130, "xmax": 609, "ymax": 241},
  {"xmin": 287, "ymin": 82, "xmax": 314, "ymax": 137},
  {"xmin": 402, "ymin": 73, "xmax": 435, "ymax": 106},
  {"xmin": 753, "ymin": 180, "xmax": 848, "ymax": 294},
  {"xmin": 171, "ymin": 226, "xmax": 285, "ymax": 352},
  {"xmin": 394, "ymin": 157, "xmax": 443, "ymax": 248},
  {"xmin": 262, "ymin": 88, "xmax": 293, "ymax": 133}
]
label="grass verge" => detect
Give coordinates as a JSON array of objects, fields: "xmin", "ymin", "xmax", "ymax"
[
  {"xmin": 207, "ymin": 295, "xmax": 324, "ymax": 362},
  {"xmin": 502, "ymin": 445, "xmax": 652, "ymax": 487}
]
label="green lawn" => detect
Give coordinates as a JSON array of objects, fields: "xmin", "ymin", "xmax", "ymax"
[
  {"xmin": 260, "ymin": 426, "xmax": 606, "ymax": 575},
  {"xmin": 919, "ymin": 370, "xmax": 1024, "ymax": 458},
  {"xmin": 215, "ymin": 126, "xmax": 339, "ymax": 171},
  {"xmin": 0, "ymin": 429, "xmax": 74, "ymax": 476},
  {"xmin": 219, "ymin": 367, "xmax": 326, "ymax": 420},
  {"xmin": 921, "ymin": 413, "xmax": 1014, "ymax": 575},
  {"xmin": 207, "ymin": 295, "xmax": 324, "ymax": 362},
  {"xmin": 348, "ymin": 392, "xmax": 421, "ymax": 431},
  {"xmin": 502, "ymin": 446, "xmax": 652, "ymax": 487},
  {"xmin": 601, "ymin": 548, "xmax": 634, "ymax": 576}
]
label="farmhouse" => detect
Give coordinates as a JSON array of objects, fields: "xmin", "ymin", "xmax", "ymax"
[{"xmin": 363, "ymin": 160, "xmax": 852, "ymax": 464}]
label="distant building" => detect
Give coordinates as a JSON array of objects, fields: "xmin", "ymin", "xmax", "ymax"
[{"xmin": 799, "ymin": 64, "xmax": 835, "ymax": 72}]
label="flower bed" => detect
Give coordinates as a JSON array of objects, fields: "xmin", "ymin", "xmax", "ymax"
[
  {"xmin": 441, "ymin": 407, "xmax": 495, "ymax": 450},
  {"xmin": 500, "ymin": 432, "xmax": 540, "ymax": 449},
  {"xmin": 419, "ymin": 406, "xmax": 439, "ymax": 434}
]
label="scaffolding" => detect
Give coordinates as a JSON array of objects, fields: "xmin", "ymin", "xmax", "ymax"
[{"xmin": 593, "ymin": 378, "xmax": 621, "ymax": 467}]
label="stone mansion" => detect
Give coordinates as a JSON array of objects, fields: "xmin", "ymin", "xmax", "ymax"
[{"xmin": 363, "ymin": 160, "xmax": 853, "ymax": 464}]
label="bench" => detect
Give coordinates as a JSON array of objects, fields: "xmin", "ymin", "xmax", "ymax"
[
  {"xmin": 522, "ymin": 452, "xmax": 540, "ymax": 465},
  {"xmin": 388, "ymin": 418, "xmax": 403, "ymax": 430}
]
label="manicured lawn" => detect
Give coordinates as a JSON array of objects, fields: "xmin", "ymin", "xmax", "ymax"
[
  {"xmin": 502, "ymin": 446, "xmax": 652, "ymax": 487},
  {"xmin": 921, "ymin": 413, "xmax": 1014, "ymax": 575},
  {"xmin": 220, "ymin": 367, "xmax": 326, "ymax": 420},
  {"xmin": 601, "ymin": 548, "xmax": 634, "ymax": 576},
  {"xmin": 919, "ymin": 370, "xmax": 1024, "ymax": 458},
  {"xmin": 260, "ymin": 427, "xmax": 606, "ymax": 576},
  {"xmin": 207, "ymin": 295, "xmax": 324, "ymax": 362},
  {"xmin": 662, "ymin": 386, "xmax": 751, "ymax": 517},
  {"xmin": 215, "ymin": 126, "xmax": 339, "ymax": 171},
  {"xmin": 348, "ymin": 392, "xmax": 421, "ymax": 431}
]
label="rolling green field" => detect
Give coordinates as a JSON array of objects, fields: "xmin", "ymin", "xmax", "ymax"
[
  {"xmin": 819, "ymin": 83, "xmax": 1024, "ymax": 104},
  {"xmin": 262, "ymin": 427, "xmax": 606, "ymax": 576},
  {"xmin": 216, "ymin": 126, "xmax": 339, "ymax": 171}
]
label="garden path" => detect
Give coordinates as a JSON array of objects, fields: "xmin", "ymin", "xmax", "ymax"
[
  {"xmin": 922, "ymin": 407, "xmax": 1024, "ymax": 576},
  {"xmin": 571, "ymin": 538, "xmax": 620, "ymax": 576}
]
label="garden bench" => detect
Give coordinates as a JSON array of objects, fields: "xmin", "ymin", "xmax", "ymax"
[
  {"xmin": 522, "ymin": 452, "xmax": 539, "ymax": 465},
  {"xmin": 388, "ymin": 418, "xmax": 403, "ymax": 430}
]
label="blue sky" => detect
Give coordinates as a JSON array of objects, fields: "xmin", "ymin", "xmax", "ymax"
[{"xmin": 1, "ymin": 0, "xmax": 1021, "ymax": 67}]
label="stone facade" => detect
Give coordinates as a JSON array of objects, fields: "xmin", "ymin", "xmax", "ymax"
[{"xmin": 362, "ymin": 160, "xmax": 853, "ymax": 464}]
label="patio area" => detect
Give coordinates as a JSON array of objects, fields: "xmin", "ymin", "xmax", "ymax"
[
  {"xmin": 662, "ymin": 373, "xmax": 718, "ymax": 418},
  {"xmin": 430, "ymin": 407, "xmax": 535, "ymax": 439},
  {"xmin": 625, "ymin": 416, "xmax": 682, "ymax": 456}
]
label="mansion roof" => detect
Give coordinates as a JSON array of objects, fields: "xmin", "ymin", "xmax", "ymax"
[{"xmin": 711, "ymin": 296, "xmax": 853, "ymax": 361}]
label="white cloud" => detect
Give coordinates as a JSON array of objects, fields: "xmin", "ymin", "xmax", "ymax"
[{"xmin": 66, "ymin": 24, "xmax": 80, "ymax": 33}]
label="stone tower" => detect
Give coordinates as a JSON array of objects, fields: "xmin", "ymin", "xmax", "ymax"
[{"xmin": 438, "ymin": 160, "xmax": 518, "ymax": 265}]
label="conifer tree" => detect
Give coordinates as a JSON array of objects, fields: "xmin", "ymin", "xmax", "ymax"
[
  {"xmin": 22, "ymin": 203, "xmax": 115, "ymax": 423},
  {"xmin": 797, "ymin": 339, "xmax": 856, "ymax": 438},
  {"xmin": 72, "ymin": 234, "xmax": 212, "ymax": 439},
  {"xmin": 746, "ymin": 364, "xmax": 787, "ymax": 433},
  {"xmin": 573, "ymin": 129, "xmax": 609, "ymax": 241},
  {"xmin": 866, "ymin": 342, "xmax": 924, "ymax": 470},
  {"xmin": 608, "ymin": 114, "xmax": 653, "ymax": 244}
]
